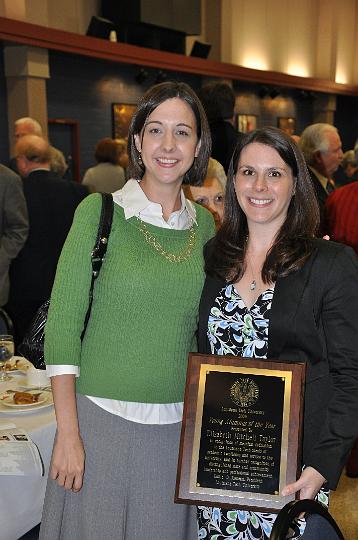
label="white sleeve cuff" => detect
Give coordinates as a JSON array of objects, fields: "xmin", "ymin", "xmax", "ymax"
[{"xmin": 46, "ymin": 365, "xmax": 80, "ymax": 377}]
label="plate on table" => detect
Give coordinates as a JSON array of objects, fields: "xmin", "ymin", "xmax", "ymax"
[
  {"xmin": 0, "ymin": 390, "xmax": 53, "ymax": 413},
  {"xmin": 4, "ymin": 356, "xmax": 33, "ymax": 374}
]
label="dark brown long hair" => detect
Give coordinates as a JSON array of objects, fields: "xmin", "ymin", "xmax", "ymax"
[
  {"xmin": 206, "ymin": 127, "xmax": 320, "ymax": 282},
  {"xmin": 127, "ymin": 81, "xmax": 211, "ymax": 185}
]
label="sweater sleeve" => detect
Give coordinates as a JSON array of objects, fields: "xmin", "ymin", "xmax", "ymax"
[{"xmin": 44, "ymin": 193, "xmax": 103, "ymax": 366}]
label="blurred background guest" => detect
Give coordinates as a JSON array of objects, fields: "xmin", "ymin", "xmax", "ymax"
[
  {"xmin": 49, "ymin": 146, "xmax": 69, "ymax": 179},
  {"xmin": 326, "ymin": 180, "xmax": 358, "ymax": 266},
  {"xmin": 200, "ymin": 81, "xmax": 244, "ymax": 173},
  {"xmin": 9, "ymin": 117, "xmax": 43, "ymax": 173},
  {"xmin": 299, "ymin": 123, "xmax": 343, "ymax": 234},
  {"xmin": 0, "ymin": 164, "xmax": 28, "ymax": 310},
  {"xmin": 183, "ymin": 157, "xmax": 226, "ymax": 230},
  {"xmin": 10, "ymin": 117, "xmax": 72, "ymax": 182},
  {"xmin": 14, "ymin": 117, "xmax": 43, "ymax": 141},
  {"xmin": 82, "ymin": 137, "xmax": 126, "ymax": 193},
  {"xmin": 335, "ymin": 149, "xmax": 358, "ymax": 186},
  {"xmin": 291, "ymin": 134, "xmax": 301, "ymax": 144},
  {"xmin": 6, "ymin": 134, "xmax": 88, "ymax": 346},
  {"xmin": 115, "ymin": 137, "xmax": 129, "ymax": 171}
]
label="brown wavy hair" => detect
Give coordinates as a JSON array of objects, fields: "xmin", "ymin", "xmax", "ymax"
[
  {"xmin": 95, "ymin": 138, "xmax": 121, "ymax": 165},
  {"xmin": 205, "ymin": 127, "xmax": 320, "ymax": 283},
  {"xmin": 127, "ymin": 81, "xmax": 211, "ymax": 186}
]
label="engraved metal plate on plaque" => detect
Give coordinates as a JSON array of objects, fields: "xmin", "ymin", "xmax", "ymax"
[{"xmin": 175, "ymin": 354, "xmax": 305, "ymax": 512}]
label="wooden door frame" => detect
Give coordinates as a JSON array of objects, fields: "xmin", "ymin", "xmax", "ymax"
[{"xmin": 48, "ymin": 118, "xmax": 80, "ymax": 182}]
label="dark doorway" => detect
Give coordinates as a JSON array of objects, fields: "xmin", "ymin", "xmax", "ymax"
[{"xmin": 48, "ymin": 119, "xmax": 80, "ymax": 182}]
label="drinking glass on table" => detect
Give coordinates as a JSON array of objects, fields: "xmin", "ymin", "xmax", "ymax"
[{"xmin": 0, "ymin": 334, "xmax": 14, "ymax": 382}]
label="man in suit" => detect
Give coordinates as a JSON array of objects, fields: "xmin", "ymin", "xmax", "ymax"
[
  {"xmin": 6, "ymin": 135, "xmax": 88, "ymax": 345},
  {"xmin": 11, "ymin": 118, "xmax": 72, "ymax": 181},
  {"xmin": 200, "ymin": 82, "xmax": 244, "ymax": 173},
  {"xmin": 0, "ymin": 164, "xmax": 28, "ymax": 308},
  {"xmin": 299, "ymin": 123, "xmax": 343, "ymax": 234}
]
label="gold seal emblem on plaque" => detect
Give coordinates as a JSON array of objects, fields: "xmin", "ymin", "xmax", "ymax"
[{"xmin": 230, "ymin": 378, "xmax": 259, "ymax": 407}]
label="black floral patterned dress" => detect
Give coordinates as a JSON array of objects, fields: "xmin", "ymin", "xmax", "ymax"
[{"xmin": 197, "ymin": 284, "xmax": 329, "ymax": 540}]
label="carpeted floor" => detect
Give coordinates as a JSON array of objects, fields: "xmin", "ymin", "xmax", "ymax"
[{"xmin": 330, "ymin": 472, "xmax": 358, "ymax": 539}]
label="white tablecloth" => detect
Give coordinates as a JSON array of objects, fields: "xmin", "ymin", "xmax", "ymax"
[{"xmin": 0, "ymin": 375, "xmax": 56, "ymax": 540}]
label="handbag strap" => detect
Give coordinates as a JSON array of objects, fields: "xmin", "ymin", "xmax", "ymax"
[
  {"xmin": 270, "ymin": 499, "xmax": 344, "ymax": 540},
  {"xmin": 81, "ymin": 193, "xmax": 114, "ymax": 339}
]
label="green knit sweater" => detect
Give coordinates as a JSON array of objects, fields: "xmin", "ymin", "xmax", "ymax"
[{"xmin": 45, "ymin": 193, "xmax": 215, "ymax": 403}]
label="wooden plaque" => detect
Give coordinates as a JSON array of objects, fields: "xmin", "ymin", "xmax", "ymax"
[{"xmin": 175, "ymin": 353, "xmax": 305, "ymax": 512}]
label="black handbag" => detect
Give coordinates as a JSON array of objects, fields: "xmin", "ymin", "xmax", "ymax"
[
  {"xmin": 270, "ymin": 499, "xmax": 344, "ymax": 540},
  {"xmin": 18, "ymin": 193, "xmax": 114, "ymax": 369}
]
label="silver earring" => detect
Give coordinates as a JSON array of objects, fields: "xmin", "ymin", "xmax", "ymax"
[{"xmin": 138, "ymin": 152, "xmax": 142, "ymax": 164}]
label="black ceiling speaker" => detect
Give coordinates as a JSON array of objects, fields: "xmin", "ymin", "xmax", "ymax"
[
  {"xmin": 86, "ymin": 16, "xmax": 116, "ymax": 40},
  {"xmin": 190, "ymin": 41, "xmax": 211, "ymax": 59},
  {"xmin": 101, "ymin": 0, "xmax": 201, "ymax": 35}
]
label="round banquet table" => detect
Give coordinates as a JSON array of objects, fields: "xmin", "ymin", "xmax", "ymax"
[{"xmin": 0, "ymin": 374, "xmax": 56, "ymax": 540}]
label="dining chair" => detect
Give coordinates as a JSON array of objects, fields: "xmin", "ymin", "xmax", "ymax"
[
  {"xmin": 0, "ymin": 308, "xmax": 14, "ymax": 335},
  {"xmin": 270, "ymin": 499, "xmax": 345, "ymax": 540}
]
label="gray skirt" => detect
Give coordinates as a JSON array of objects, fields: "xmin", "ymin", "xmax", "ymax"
[{"xmin": 39, "ymin": 394, "xmax": 197, "ymax": 540}]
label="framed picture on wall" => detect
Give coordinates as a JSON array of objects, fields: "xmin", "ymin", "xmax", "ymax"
[
  {"xmin": 277, "ymin": 117, "xmax": 296, "ymax": 136},
  {"xmin": 112, "ymin": 103, "xmax": 137, "ymax": 139},
  {"xmin": 237, "ymin": 114, "xmax": 257, "ymax": 133}
]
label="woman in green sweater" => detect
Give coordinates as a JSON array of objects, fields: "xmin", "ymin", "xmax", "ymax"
[{"xmin": 39, "ymin": 82, "xmax": 215, "ymax": 540}]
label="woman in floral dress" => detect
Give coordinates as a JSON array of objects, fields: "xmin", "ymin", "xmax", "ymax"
[{"xmin": 197, "ymin": 127, "xmax": 358, "ymax": 539}]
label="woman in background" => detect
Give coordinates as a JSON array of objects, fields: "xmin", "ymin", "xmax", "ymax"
[
  {"xmin": 82, "ymin": 137, "xmax": 126, "ymax": 193},
  {"xmin": 184, "ymin": 157, "xmax": 226, "ymax": 230},
  {"xmin": 39, "ymin": 81, "xmax": 215, "ymax": 540},
  {"xmin": 197, "ymin": 127, "xmax": 358, "ymax": 539},
  {"xmin": 333, "ymin": 148, "xmax": 358, "ymax": 187},
  {"xmin": 115, "ymin": 137, "xmax": 129, "ymax": 171}
]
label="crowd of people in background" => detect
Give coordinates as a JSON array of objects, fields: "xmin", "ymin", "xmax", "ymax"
[
  {"xmin": 0, "ymin": 80, "xmax": 357, "ymax": 538},
  {"xmin": 0, "ymin": 92, "xmax": 357, "ymax": 336},
  {"xmin": 5, "ymin": 133, "xmax": 88, "ymax": 344}
]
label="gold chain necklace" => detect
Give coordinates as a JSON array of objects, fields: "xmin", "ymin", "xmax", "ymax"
[{"xmin": 136, "ymin": 217, "xmax": 197, "ymax": 263}]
